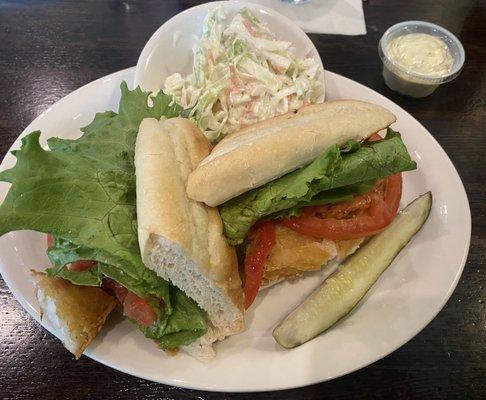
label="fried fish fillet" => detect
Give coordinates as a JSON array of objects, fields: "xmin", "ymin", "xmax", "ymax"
[
  {"xmin": 32, "ymin": 271, "xmax": 117, "ymax": 359},
  {"xmin": 261, "ymin": 225, "xmax": 365, "ymax": 287}
]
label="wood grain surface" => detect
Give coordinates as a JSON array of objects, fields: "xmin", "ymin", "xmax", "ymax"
[{"xmin": 0, "ymin": 1, "xmax": 485, "ymax": 399}]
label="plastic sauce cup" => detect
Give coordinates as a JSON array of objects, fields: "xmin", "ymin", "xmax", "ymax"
[{"xmin": 378, "ymin": 21, "xmax": 465, "ymax": 98}]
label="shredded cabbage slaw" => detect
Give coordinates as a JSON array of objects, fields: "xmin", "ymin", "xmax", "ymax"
[{"xmin": 164, "ymin": 7, "xmax": 325, "ymax": 142}]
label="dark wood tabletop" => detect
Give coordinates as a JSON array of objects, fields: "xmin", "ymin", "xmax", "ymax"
[{"xmin": 1, "ymin": 1, "xmax": 485, "ymax": 399}]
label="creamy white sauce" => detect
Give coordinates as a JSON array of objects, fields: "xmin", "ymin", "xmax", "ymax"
[{"xmin": 387, "ymin": 33, "xmax": 453, "ymax": 76}]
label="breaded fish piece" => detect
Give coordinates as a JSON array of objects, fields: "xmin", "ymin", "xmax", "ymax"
[
  {"xmin": 32, "ymin": 271, "xmax": 117, "ymax": 359},
  {"xmin": 261, "ymin": 225, "xmax": 364, "ymax": 287}
]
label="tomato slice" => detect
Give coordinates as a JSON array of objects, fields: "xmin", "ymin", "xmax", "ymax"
[
  {"xmin": 122, "ymin": 291, "xmax": 157, "ymax": 327},
  {"xmin": 281, "ymin": 173, "xmax": 402, "ymax": 240},
  {"xmin": 369, "ymin": 133, "xmax": 383, "ymax": 142},
  {"xmin": 382, "ymin": 172, "xmax": 402, "ymax": 217},
  {"xmin": 101, "ymin": 278, "xmax": 156, "ymax": 327},
  {"xmin": 66, "ymin": 260, "xmax": 98, "ymax": 271},
  {"xmin": 101, "ymin": 278, "xmax": 128, "ymax": 303},
  {"xmin": 46, "ymin": 234, "xmax": 55, "ymax": 248},
  {"xmin": 307, "ymin": 194, "xmax": 373, "ymax": 220},
  {"xmin": 244, "ymin": 221, "xmax": 277, "ymax": 309}
]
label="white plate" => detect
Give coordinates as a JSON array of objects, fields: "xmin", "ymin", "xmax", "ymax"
[{"xmin": 0, "ymin": 66, "xmax": 471, "ymax": 392}]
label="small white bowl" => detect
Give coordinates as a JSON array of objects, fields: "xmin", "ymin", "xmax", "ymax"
[
  {"xmin": 378, "ymin": 21, "xmax": 465, "ymax": 98},
  {"xmin": 134, "ymin": 0, "xmax": 325, "ymax": 93}
]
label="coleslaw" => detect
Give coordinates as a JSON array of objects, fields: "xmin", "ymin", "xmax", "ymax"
[{"xmin": 164, "ymin": 7, "xmax": 325, "ymax": 142}]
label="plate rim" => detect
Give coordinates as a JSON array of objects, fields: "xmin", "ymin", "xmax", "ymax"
[{"xmin": 0, "ymin": 67, "xmax": 471, "ymax": 392}]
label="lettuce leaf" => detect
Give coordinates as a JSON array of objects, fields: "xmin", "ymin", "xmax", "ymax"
[
  {"xmin": 0, "ymin": 82, "xmax": 206, "ymax": 348},
  {"xmin": 268, "ymin": 180, "xmax": 377, "ymax": 220},
  {"xmin": 220, "ymin": 129, "xmax": 417, "ymax": 244}
]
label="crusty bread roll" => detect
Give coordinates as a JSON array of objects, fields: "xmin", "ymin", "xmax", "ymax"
[
  {"xmin": 135, "ymin": 118, "xmax": 244, "ymax": 359},
  {"xmin": 187, "ymin": 100, "xmax": 396, "ymax": 207},
  {"xmin": 32, "ymin": 271, "xmax": 117, "ymax": 359}
]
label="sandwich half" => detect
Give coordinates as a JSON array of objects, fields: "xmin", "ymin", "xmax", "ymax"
[
  {"xmin": 186, "ymin": 100, "xmax": 417, "ymax": 307},
  {"xmin": 0, "ymin": 84, "xmax": 216, "ymax": 359},
  {"xmin": 135, "ymin": 117, "xmax": 245, "ymax": 360}
]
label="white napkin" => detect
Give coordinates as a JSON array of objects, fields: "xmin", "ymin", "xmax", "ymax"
[{"xmin": 246, "ymin": 0, "xmax": 367, "ymax": 35}]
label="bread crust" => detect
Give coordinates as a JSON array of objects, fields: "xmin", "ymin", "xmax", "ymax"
[
  {"xmin": 32, "ymin": 271, "xmax": 116, "ymax": 359},
  {"xmin": 187, "ymin": 100, "xmax": 396, "ymax": 206},
  {"xmin": 135, "ymin": 118, "xmax": 244, "ymax": 341}
]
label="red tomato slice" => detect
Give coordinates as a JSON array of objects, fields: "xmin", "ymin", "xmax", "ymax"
[
  {"xmin": 281, "ymin": 173, "xmax": 402, "ymax": 240},
  {"xmin": 244, "ymin": 221, "xmax": 277, "ymax": 309},
  {"xmin": 312, "ymin": 194, "xmax": 373, "ymax": 220},
  {"xmin": 122, "ymin": 291, "xmax": 157, "ymax": 327},
  {"xmin": 102, "ymin": 279, "xmax": 156, "ymax": 327},
  {"xmin": 101, "ymin": 278, "xmax": 128, "ymax": 304},
  {"xmin": 67, "ymin": 260, "xmax": 98, "ymax": 272},
  {"xmin": 46, "ymin": 234, "xmax": 55, "ymax": 248},
  {"xmin": 369, "ymin": 133, "xmax": 382, "ymax": 142},
  {"xmin": 382, "ymin": 172, "xmax": 402, "ymax": 217}
]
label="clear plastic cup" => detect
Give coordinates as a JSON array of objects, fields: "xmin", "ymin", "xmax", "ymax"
[{"xmin": 378, "ymin": 21, "xmax": 465, "ymax": 98}]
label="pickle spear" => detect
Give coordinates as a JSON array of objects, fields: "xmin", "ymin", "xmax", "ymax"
[{"xmin": 273, "ymin": 192, "xmax": 432, "ymax": 349}]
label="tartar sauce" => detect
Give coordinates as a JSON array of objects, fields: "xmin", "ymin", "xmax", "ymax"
[{"xmin": 387, "ymin": 33, "xmax": 453, "ymax": 76}]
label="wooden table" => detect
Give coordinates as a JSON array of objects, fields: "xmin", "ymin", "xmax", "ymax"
[{"xmin": 0, "ymin": 1, "xmax": 484, "ymax": 398}]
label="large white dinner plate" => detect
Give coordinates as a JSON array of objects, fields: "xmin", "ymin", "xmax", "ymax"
[{"xmin": 0, "ymin": 67, "xmax": 470, "ymax": 392}]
